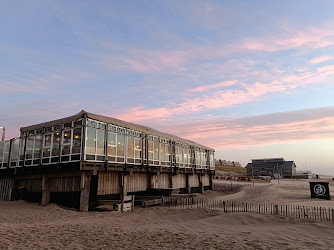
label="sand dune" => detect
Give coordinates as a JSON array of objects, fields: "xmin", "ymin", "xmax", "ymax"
[{"xmin": 0, "ymin": 178, "xmax": 333, "ymax": 249}]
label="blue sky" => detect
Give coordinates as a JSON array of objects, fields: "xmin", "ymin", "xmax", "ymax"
[{"xmin": 1, "ymin": 0, "xmax": 334, "ymax": 175}]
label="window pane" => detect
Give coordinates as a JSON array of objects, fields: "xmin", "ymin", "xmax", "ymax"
[
  {"xmin": 86, "ymin": 127, "xmax": 96, "ymax": 154},
  {"xmin": 127, "ymin": 136, "xmax": 134, "ymax": 158},
  {"xmin": 154, "ymin": 145, "xmax": 159, "ymax": 160},
  {"xmin": 175, "ymin": 147, "xmax": 179, "ymax": 163},
  {"xmin": 117, "ymin": 134, "xmax": 124, "ymax": 157},
  {"xmin": 3, "ymin": 142, "xmax": 10, "ymax": 162},
  {"xmin": 148, "ymin": 152, "xmax": 153, "ymax": 160},
  {"xmin": 166, "ymin": 145, "xmax": 170, "ymax": 162},
  {"xmin": 135, "ymin": 150, "xmax": 141, "ymax": 159},
  {"xmin": 27, "ymin": 137, "xmax": 34, "ymax": 149},
  {"xmin": 52, "ymin": 131, "xmax": 60, "ymax": 157},
  {"xmin": 11, "ymin": 139, "xmax": 20, "ymax": 161},
  {"xmin": 72, "ymin": 128, "xmax": 81, "ymax": 154},
  {"xmin": 62, "ymin": 144, "xmax": 71, "ymax": 155},
  {"xmin": 19, "ymin": 139, "xmax": 25, "ymax": 161},
  {"xmin": 0, "ymin": 142, "xmax": 4, "ymax": 162},
  {"xmin": 201, "ymin": 152, "xmax": 205, "ymax": 166},
  {"xmin": 143, "ymin": 140, "xmax": 146, "ymax": 160},
  {"xmin": 44, "ymin": 134, "xmax": 51, "ymax": 147},
  {"xmin": 43, "ymin": 148, "xmax": 51, "ymax": 158},
  {"xmin": 148, "ymin": 141, "xmax": 153, "ymax": 152},
  {"xmin": 160, "ymin": 144, "xmax": 165, "ymax": 161},
  {"xmin": 34, "ymin": 135, "xmax": 42, "ymax": 159},
  {"xmin": 26, "ymin": 149, "xmax": 33, "ymax": 159},
  {"xmin": 135, "ymin": 138, "xmax": 141, "ymax": 149},
  {"xmin": 96, "ymin": 129, "xmax": 105, "ymax": 155},
  {"xmin": 108, "ymin": 132, "xmax": 116, "ymax": 145},
  {"xmin": 108, "ymin": 145, "xmax": 116, "ymax": 156},
  {"xmin": 63, "ymin": 130, "xmax": 71, "ymax": 144}
]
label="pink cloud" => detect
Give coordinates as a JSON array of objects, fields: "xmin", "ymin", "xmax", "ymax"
[
  {"xmin": 100, "ymin": 49, "xmax": 187, "ymax": 73},
  {"xmin": 95, "ymin": 24, "xmax": 334, "ymax": 75},
  {"xmin": 114, "ymin": 64, "xmax": 334, "ymax": 123},
  {"xmin": 242, "ymin": 26, "xmax": 334, "ymax": 52},
  {"xmin": 188, "ymin": 80, "xmax": 240, "ymax": 93},
  {"xmin": 115, "ymin": 106, "xmax": 174, "ymax": 122},
  {"xmin": 317, "ymin": 64, "xmax": 334, "ymax": 74},
  {"xmin": 155, "ymin": 107, "xmax": 334, "ymax": 150},
  {"xmin": 310, "ymin": 55, "xmax": 333, "ymax": 64}
]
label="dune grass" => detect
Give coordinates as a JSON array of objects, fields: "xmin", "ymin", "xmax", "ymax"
[{"xmin": 215, "ymin": 164, "xmax": 246, "ymax": 174}]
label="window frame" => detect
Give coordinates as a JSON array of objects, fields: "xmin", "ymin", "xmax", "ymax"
[
  {"xmin": 9, "ymin": 138, "xmax": 20, "ymax": 168},
  {"xmin": 25, "ymin": 135, "xmax": 40, "ymax": 166},
  {"xmin": 85, "ymin": 122, "xmax": 104, "ymax": 162},
  {"xmin": 175, "ymin": 144, "xmax": 184, "ymax": 168},
  {"xmin": 107, "ymin": 131, "xmax": 117, "ymax": 162},
  {"xmin": 0, "ymin": 141, "xmax": 5, "ymax": 169},
  {"xmin": 134, "ymin": 137, "xmax": 142, "ymax": 164},
  {"xmin": 147, "ymin": 135, "xmax": 160, "ymax": 166}
]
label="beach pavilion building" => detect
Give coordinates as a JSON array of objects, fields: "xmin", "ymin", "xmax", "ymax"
[
  {"xmin": 0, "ymin": 111, "xmax": 215, "ymax": 211},
  {"xmin": 245, "ymin": 158, "xmax": 296, "ymax": 178}
]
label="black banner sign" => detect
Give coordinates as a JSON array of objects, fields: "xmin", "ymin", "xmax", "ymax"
[{"xmin": 309, "ymin": 182, "xmax": 330, "ymax": 200}]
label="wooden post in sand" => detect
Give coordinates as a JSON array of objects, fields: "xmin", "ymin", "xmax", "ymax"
[
  {"xmin": 119, "ymin": 172, "xmax": 128, "ymax": 211},
  {"xmin": 41, "ymin": 174, "xmax": 51, "ymax": 206},
  {"xmin": 198, "ymin": 174, "xmax": 204, "ymax": 194},
  {"xmin": 168, "ymin": 173, "xmax": 173, "ymax": 189},
  {"xmin": 186, "ymin": 174, "xmax": 191, "ymax": 194},
  {"xmin": 209, "ymin": 174, "xmax": 213, "ymax": 190},
  {"xmin": 80, "ymin": 172, "xmax": 91, "ymax": 212},
  {"xmin": 274, "ymin": 204, "xmax": 278, "ymax": 215},
  {"xmin": 147, "ymin": 172, "xmax": 154, "ymax": 191},
  {"xmin": 276, "ymin": 163, "xmax": 280, "ymax": 184}
]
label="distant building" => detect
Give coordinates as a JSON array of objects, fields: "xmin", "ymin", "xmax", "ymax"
[{"xmin": 245, "ymin": 158, "xmax": 296, "ymax": 178}]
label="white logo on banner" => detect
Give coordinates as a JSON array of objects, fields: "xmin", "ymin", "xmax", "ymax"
[{"xmin": 313, "ymin": 184, "xmax": 326, "ymax": 196}]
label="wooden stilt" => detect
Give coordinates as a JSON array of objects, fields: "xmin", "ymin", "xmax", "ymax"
[
  {"xmin": 186, "ymin": 174, "xmax": 191, "ymax": 194},
  {"xmin": 147, "ymin": 172, "xmax": 155, "ymax": 190},
  {"xmin": 119, "ymin": 172, "xmax": 128, "ymax": 211},
  {"xmin": 209, "ymin": 174, "xmax": 213, "ymax": 190},
  {"xmin": 80, "ymin": 172, "xmax": 91, "ymax": 212},
  {"xmin": 41, "ymin": 174, "xmax": 51, "ymax": 206},
  {"xmin": 168, "ymin": 173, "xmax": 173, "ymax": 189},
  {"xmin": 198, "ymin": 174, "xmax": 204, "ymax": 194}
]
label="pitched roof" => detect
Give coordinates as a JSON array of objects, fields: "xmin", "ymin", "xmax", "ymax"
[{"xmin": 20, "ymin": 110, "xmax": 214, "ymax": 151}]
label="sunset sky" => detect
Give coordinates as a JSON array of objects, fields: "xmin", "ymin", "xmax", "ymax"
[{"xmin": 1, "ymin": 1, "xmax": 334, "ymax": 175}]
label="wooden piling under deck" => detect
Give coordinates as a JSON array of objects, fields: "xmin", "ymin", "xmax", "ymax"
[
  {"xmin": 0, "ymin": 176, "xmax": 13, "ymax": 201},
  {"xmin": 0, "ymin": 169, "xmax": 214, "ymax": 211}
]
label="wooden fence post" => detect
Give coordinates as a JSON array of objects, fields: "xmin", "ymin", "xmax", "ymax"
[{"xmin": 274, "ymin": 205, "xmax": 278, "ymax": 215}]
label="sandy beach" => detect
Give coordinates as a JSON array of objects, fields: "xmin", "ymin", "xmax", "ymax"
[{"xmin": 1, "ymin": 178, "xmax": 333, "ymax": 250}]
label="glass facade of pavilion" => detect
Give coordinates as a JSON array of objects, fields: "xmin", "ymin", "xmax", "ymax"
[{"xmin": 0, "ymin": 114, "xmax": 215, "ymax": 171}]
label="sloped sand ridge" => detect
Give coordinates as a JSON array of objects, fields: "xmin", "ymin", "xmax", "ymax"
[{"xmin": 1, "ymin": 199, "xmax": 334, "ymax": 249}]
